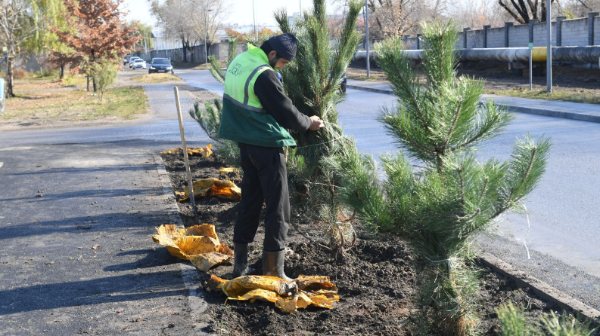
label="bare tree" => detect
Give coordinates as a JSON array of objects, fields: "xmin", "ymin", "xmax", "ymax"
[
  {"xmin": 449, "ymin": 0, "xmax": 509, "ymax": 29},
  {"xmin": 151, "ymin": 0, "xmax": 225, "ymax": 62},
  {"xmin": 333, "ymin": 0, "xmax": 448, "ymax": 38},
  {"xmin": 366, "ymin": 0, "xmax": 428, "ymax": 38},
  {"xmin": 0, "ymin": 0, "xmax": 41, "ymax": 97},
  {"xmin": 558, "ymin": 0, "xmax": 600, "ymax": 18},
  {"xmin": 186, "ymin": 0, "xmax": 227, "ymax": 48},
  {"xmin": 498, "ymin": 0, "xmax": 557, "ymax": 23}
]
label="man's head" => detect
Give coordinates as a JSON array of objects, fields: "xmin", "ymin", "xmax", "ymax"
[{"xmin": 260, "ymin": 33, "xmax": 298, "ymax": 69}]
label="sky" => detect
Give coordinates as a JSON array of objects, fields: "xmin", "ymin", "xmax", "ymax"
[{"xmin": 121, "ymin": 0, "xmax": 336, "ymax": 29}]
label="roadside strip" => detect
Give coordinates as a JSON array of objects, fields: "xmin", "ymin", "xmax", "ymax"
[
  {"xmin": 346, "ymin": 84, "xmax": 600, "ymax": 124},
  {"xmin": 153, "ymin": 149, "xmax": 600, "ymax": 326},
  {"xmin": 153, "ymin": 153, "xmax": 210, "ymax": 332},
  {"xmin": 480, "ymin": 252, "xmax": 600, "ymax": 326}
]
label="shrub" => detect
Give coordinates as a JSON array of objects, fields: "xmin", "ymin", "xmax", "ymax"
[{"xmin": 13, "ymin": 68, "xmax": 26, "ymax": 79}]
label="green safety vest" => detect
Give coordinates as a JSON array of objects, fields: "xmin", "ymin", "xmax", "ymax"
[{"xmin": 219, "ymin": 44, "xmax": 296, "ymax": 147}]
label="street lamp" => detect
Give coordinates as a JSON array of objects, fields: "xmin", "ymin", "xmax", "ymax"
[
  {"xmin": 365, "ymin": 0, "xmax": 370, "ymax": 77},
  {"xmin": 546, "ymin": 0, "xmax": 552, "ymax": 92},
  {"xmin": 205, "ymin": 7, "xmax": 213, "ymax": 68},
  {"xmin": 253, "ymin": 0, "xmax": 257, "ymax": 42}
]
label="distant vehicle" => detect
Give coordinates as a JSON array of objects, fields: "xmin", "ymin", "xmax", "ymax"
[
  {"xmin": 128, "ymin": 57, "xmax": 141, "ymax": 68},
  {"xmin": 132, "ymin": 59, "xmax": 146, "ymax": 69},
  {"xmin": 123, "ymin": 54, "xmax": 133, "ymax": 65},
  {"xmin": 148, "ymin": 58, "xmax": 174, "ymax": 74}
]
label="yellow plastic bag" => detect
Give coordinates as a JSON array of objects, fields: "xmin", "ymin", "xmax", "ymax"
[
  {"xmin": 219, "ymin": 167, "xmax": 240, "ymax": 174},
  {"xmin": 152, "ymin": 224, "xmax": 233, "ymax": 271},
  {"xmin": 161, "ymin": 144, "xmax": 212, "ymax": 157},
  {"xmin": 177, "ymin": 178, "xmax": 241, "ymax": 202},
  {"xmin": 205, "ymin": 274, "xmax": 340, "ymax": 314}
]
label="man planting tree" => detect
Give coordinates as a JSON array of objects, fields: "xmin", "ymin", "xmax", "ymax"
[{"xmin": 219, "ymin": 33, "xmax": 324, "ymax": 281}]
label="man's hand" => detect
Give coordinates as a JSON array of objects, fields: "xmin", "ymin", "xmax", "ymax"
[{"xmin": 309, "ymin": 116, "xmax": 325, "ymax": 131}]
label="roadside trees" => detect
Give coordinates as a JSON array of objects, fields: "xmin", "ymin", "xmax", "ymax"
[
  {"xmin": 329, "ymin": 21, "xmax": 550, "ymax": 335},
  {"xmin": 0, "ymin": 0, "xmax": 65, "ymax": 97},
  {"xmin": 498, "ymin": 0, "xmax": 556, "ymax": 23},
  {"xmin": 53, "ymin": 0, "xmax": 138, "ymax": 92},
  {"xmin": 151, "ymin": 0, "xmax": 225, "ymax": 63}
]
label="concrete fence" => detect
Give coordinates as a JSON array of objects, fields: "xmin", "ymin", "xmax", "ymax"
[
  {"xmin": 400, "ymin": 12, "xmax": 600, "ymax": 50},
  {"xmin": 136, "ymin": 41, "xmax": 248, "ymax": 63}
]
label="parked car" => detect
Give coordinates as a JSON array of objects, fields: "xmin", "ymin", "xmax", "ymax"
[
  {"xmin": 132, "ymin": 59, "xmax": 146, "ymax": 69},
  {"xmin": 128, "ymin": 57, "xmax": 140, "ymax": 68},
  {"xmin": 148, "ymin": 58, "xmax": 174, "ymax": 74},
  {"xmin": 123, "ymin": 54, "xmax": 133, "ymax": 65}
]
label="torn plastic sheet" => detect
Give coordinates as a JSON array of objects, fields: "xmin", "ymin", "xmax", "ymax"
[
  {"xmin": 161, "ymin": 144, "xmax": 213, "ymax": 157},
  {"xmin": 219, "ymin": 167, "xmax": 240, "ymax": 174},
  {"xmin": 205, "ymin": 274, "xmax": 340, "ymax": 314},
  {"xmin": 175, "ymin": 178, "xmax": 241, "ymax": 202},
  {"xmin": 152, "ymin": 224, "xmax": 233, "ymax": 272}
]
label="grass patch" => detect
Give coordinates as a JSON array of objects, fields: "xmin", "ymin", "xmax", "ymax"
[
  {"xmin": 346, "ymin": 75, "xmax": 387, "ymax": 82},
  {"xmin": 13, "ymin": 75, "xmax": 88, "ymax": 91},
  {"xmin": 485, "ymin": 88, "xmax": 600, "ymax": 104},
  {"xmin": 171, "ymin": 61, "xmax": 210, "ymax": 70},
  {"xmin": 3, "ymin": 85, "xmax": 149, "ymax": 121},
  {"xmin": 13, "ymin": 80, "xmax": 64, "ymax": 91},
  {"xmin": 128, "ymin": 73, "xmax": 182, "ymax": 84}
]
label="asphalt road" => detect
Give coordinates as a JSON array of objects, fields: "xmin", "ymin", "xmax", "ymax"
[{"xmin": 0, "ymin": 71, "xmax": 213, "ymax": 335}]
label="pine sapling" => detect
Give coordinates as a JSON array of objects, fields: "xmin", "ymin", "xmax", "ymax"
[
  {"xmin": 273, "ymin": 0, "xmax": 364, "ymax": 252},
  {"xmin": 330, "ymin": 21, "xmax": 551, "ymax": 335}
]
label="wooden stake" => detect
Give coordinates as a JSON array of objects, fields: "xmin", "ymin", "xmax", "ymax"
[{"xmin": 174, "ymin": 87, "xmax": 196, "ymax": 213}]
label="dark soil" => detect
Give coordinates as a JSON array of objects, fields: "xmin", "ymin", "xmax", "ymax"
[{"xmin": 160, "ymin": 151, "xmax": 562, "ymax": 336}]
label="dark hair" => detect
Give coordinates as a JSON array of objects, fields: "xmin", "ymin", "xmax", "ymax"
[{"xmin": 260, "ymin": 40, "xmax": 280, "ymax": 59}]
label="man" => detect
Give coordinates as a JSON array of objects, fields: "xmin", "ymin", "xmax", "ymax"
[{"xmin": 219, "ymin": 33, "xmax": 324, "ymax": 281}]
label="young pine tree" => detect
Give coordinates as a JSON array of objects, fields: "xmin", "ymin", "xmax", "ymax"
[
  {"xmin": 208, "ymin": 37, "xmax": 238, "ymax": 84},
  {"xmin": 273, "ymin": 0, "xmax": 364, "ymax": 249},
  {"xmin": 329, "ymin": 21, "xmax": 551, "ymax": 335}
]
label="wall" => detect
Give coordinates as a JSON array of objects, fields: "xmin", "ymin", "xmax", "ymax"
[
  {"xmin": 137, "ymin": 40, "xmax": 249, "ymax": 64},
  {"xmin": 400, "ymin": 13, "xmax": 599, "ymax": 50}
]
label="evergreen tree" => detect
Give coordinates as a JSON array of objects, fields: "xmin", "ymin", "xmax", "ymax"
[
  {"xmin": 327, "ymin": 21, "xmax": 551, "ymax": 335},
  {"xmin": 273, "ymin": 0, "xmax": 364, "ymax": 249},
  {"xmin": 208, "ymin": 37, "xmax": 238, "ymax": 84}
]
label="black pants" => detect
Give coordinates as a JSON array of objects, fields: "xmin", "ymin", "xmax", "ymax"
[{"xmin": 233, "ymin": 143, "xmax": 290, "ymax": 252}]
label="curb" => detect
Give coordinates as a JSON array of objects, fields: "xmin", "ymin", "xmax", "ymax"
[
  {"xmin": 479, "ymin": 252, "xmax": 600, "ymax": 326},
  {"xmin": 153, "ymin": 153, "xmax": 211, "ymax": 333},
  {"xmin": 346, "ymin": 85, "xmax": 600, "ymax": 124}
]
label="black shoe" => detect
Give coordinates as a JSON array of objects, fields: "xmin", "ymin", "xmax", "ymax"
[
  {"xmin": 262, "ymin": 250, "xmax": 292, "ymax": 281},
  {"xmin": 232, "ymin": 243, "xmax": 254, "ymax": 278}
]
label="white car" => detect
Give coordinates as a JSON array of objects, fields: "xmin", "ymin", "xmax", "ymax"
[
  {"xmin": 128, "ymin": 57, "xmax": 140, "ymax": 68},
  {"xmin": 132, "ymin": 59, "xmax": 146, "ymax": 69}
]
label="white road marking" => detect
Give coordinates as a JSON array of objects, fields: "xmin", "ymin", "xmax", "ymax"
[{"xmin": 0, "ymin": 162, "xmax": 3, "ymax": 168}]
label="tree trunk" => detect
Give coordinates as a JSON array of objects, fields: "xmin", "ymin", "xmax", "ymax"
[
  {"xmin": 182, "ymin": 40, "xmax": 187, "ymax": 62},
  {"xmin": 6, "ymin": 57, "xmax": 15, "ymax": 98},
  {"xmin": 87, "ymin": 75, "xmax": 90, "ymax": 91},
  {"xmin": 93, "ymin": 77, "xmax": 97, "ymax": 92},
  {"xmin": 60, "ymin": 65, "xmax": 65, "ymax": 80}
]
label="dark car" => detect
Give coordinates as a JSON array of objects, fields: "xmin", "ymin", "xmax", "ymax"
[{"xmin": 148, "ymin": 58, "xmax": 174, "ymax": 74}]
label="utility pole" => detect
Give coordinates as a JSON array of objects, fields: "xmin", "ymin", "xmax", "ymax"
[
  {"xmin": 547, "ymin": 0, "xmax": 552, "ymax": 92},
  {"xmin": 253, "ymin": 0, "xmax": 258, "ymax": 42},
  {"xmin": 205, "ymin": 7, "xmax": 212, "ymax": 68},
  {"xmin": 365, "ymin": 0, "xmax": 370, "ymax": 77}
]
